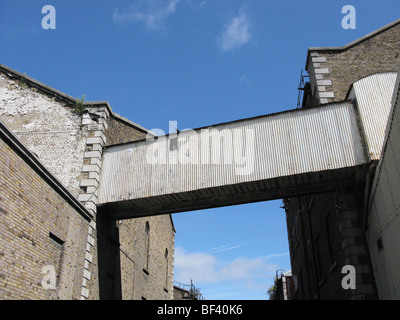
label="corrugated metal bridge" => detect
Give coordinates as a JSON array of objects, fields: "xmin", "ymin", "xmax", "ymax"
[{"xmin": 97, "ymin": 72, "xmax": 397, "ymax": 219}]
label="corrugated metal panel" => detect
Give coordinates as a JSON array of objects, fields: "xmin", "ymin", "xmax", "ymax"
[
  {"xmin": 97, "ymin": 101, "xmax": 367, "ymax": 204},
  {"xmin": 352, "ymin": 72, "xmax": 397, "ymax": 160},
  {"xmin": 366, "ymin": 70, "xmax": 400, "ymax": 300}
]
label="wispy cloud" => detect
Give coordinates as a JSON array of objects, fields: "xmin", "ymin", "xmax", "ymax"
[
  {"xmin": 205, "ymin": 241, "xmax": 261, "ymax": 254},
  {"xmin": 187, "ymin": 0, "xmax": 207, "ymax": 10},
  {"xmin": 217, "ymin": 8, "xmax": 252, "ymax": 51},
  {"xmin": 113, "ymin": 0, "xmax": 180, "ymax": 32},
  {"xmin": 205, "ymin": 242, "xmax": 243, "ymax": 254}
]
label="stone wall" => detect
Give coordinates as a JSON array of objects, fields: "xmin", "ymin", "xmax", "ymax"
[
  {"xmin": 285, "ymin": 20, "xmax": 400, "ymax": 299},
  {"xmin": 102, "ymin": 110, "xmax": 176, "ymax": 300},
  {"xmin": 119, "ymin": 215, "xmax": 175, "ymax": 300},
  {"xmin": 285, "ymin": 188, "xmax": 377, "ymax": 300},
  {"xmin": 306, "ymin": 21, "xmax": 400, "ymax": 105},
  {"xmin": 0, "ymin": 72, "xmax": 87, "ymax": 198},
  {"xmin": 0, "ymin": 122, "xmax": 91, "ymax": 299},
  {"xmin": 105, "ymin": 115, "xmax": 147, "ymax": 146},
  {"xmin": 0, "ymin": 68, "xmax": 104, "ymax": 299},
  {"xmin": 285, "ymin": 192, "xmax": 348, "ymax": 299},
  {"xmin": 0, "ymin": 65, "xmax": 176, "ymax": 300}
]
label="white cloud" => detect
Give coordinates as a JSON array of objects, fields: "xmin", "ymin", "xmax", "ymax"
[
  {"xmin": 219, "ymin": 256, "xmax": 276, "ymax": 280},
  {"xmin": 218, "ymin": 8, "xmax": 252, "ymax": 51},
  {"xmin": 187, "ymin": 0, "xmax": 207, "ymax": 10},
  {"xmin": 113, "ymin": 0, "xmax": 180, "ymax": 31},
  {"xmin": 174, "ymin": 246, "xmax": 288, "ymax": 285},
  {"xmin": 174, "ymin": 247, "xmax": 219, "ymax": 283}
]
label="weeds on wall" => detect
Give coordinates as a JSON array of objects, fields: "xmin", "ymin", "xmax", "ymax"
[
  {"xmin": 75, "ymin": 95, "xmax": 86, "ymax": 115},
  {"xmin": 18, "ymin": 72, "xmax": 27, "ymax": 88}
]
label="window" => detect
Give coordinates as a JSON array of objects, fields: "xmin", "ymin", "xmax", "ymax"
[
  {"xmin": 144, "ymin": 221, "xmax": 150, "ymax": 272},
  {"xmin": 48, "ymin": 232, "xmax": 65, "ymax": 286},
  {"xmin": 164, "ymin": 249, "xmax": 169, "ymax": 291}
]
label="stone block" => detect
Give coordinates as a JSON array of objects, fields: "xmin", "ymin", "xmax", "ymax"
[
  {"xmin": 314, "ymin": 68, "xmax": 330, "ymax": 74},
  {"xmin": 317, "ymin": 80, "xmax": 332, "ymax": 86},
  {"xmin": 83, "ymin": 150, "xmax": 102, "ymax": 159},
  {"xmin": 312, "ymin": 57, "xmax": 327, "ymax": 62},
  {"xmin": 79, "ymin": 179, "xmax": 98, "ymax": 187},
  {"xmin": 81, "ymin": 287, "xmax": 89, "ymax": 298},
  {"xmin": 319, "ymin": 92, "xmax": 335, "ymax": 98}
]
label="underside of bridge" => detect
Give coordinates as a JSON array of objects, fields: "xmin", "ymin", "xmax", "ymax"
[{"xmin": 99, "ymin": 163, "xmax": 375, "ymax": 220}]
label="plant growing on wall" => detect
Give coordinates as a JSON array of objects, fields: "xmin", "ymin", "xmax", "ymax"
[
  {"xmin": 18, "ymin": 72, "xmax": 27, "ymax": 87},
  {"xmin": 75, "ymin": 95, "xmax": 86, "ymax": 115}
]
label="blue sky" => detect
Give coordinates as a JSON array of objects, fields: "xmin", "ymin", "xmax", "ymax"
[{"xmin": 1, "ymin": 0, "xmax": 399, "ymax": 300}]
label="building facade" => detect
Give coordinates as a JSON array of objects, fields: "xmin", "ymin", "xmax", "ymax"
[
  {"xmin": 1, "ymin": 19, "xmax": 400, "ymax": 301},
  {"xmin": 0, "ymin": 64, "xmax": 175, "ymax": 300},
  {"xmin": 0, "ymin": 121, "xmax": 92, "ymax": 299},
  {"xmin": 285, "ymin": 19, "xmax": 400, "ymax": 299}
]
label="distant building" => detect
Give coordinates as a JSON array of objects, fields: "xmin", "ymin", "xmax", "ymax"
[
  {"xmin": 173, "ymin": 285, "xmax": 191, "ymax": 300},
  {"xmin": 173, "ymin": 281, "xmax": 204, "ymax": 300},
  {"xmin": 282, "ymin": 271, "xmax": 295, "ymax": 300}
]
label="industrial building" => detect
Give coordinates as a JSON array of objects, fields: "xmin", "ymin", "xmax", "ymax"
[
  {"xmin": 0, "ymin": 19, "xmax": 400, "ymax": 300},
  {"xmin": 285, "ymin": 19, "xmax": 400, "ymax": 299}
]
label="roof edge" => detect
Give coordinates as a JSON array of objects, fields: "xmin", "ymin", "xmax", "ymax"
[
  {"xmin": 105, "ymin": 99, "xmax": 355, "ymax": 148},
  {"xmin": 305, "ymin": 18, "xmax": 400, "ymax": 70},
  {"xmin": 0, "ymin": 64, "xmax": 150, "ymax": 133},
  {"xmin": 111, "ymin": 112, "xmax": 150, "ymax": 133},
  {"xmin": 345, "ymin": 71, "xmax": 399, "ymax": 100}
]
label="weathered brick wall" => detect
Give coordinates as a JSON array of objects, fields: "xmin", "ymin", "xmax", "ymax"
[
  {"xmin": 0, "ymin": 65, "xmax": 175, "ymax": 300},
  {"xmin": 285, "ymin": 189, "xmax": 377, "ymax": 300},
  {"xmin": 119, "ymin": 215, "xmax": 175, "ymax": 300},
  {"xmin": 0, "ymin": 69, "xmax": 103, "ymax": 300},
  {"xmin": 104, "ymin": 108, "xmax": 176, "ymax": 300},
  {"xmin": 285, "ymin": 193, "xmax": 347, "ymax": 299},
  {"xmin": 105, "ymin": 116, "xmax": 147, "ymax": 146},
  {"xmin": 0, "ymin": 72, "xmax": 87, "ymax": 198},
  {"xmin": 306, "ymin": 22, "xmax": 400, "ymax": 105},
  {"xmin": 285, "ymin": 22, "xmax": 399, "ymax": 299},
  {"xmin": 0, "ymin": 127, "xmax": 89, "ymax": 300}
]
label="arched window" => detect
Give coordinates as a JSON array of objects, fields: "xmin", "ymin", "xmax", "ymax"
[
  {"xmin": 145, "ymin": 221, "xmax": 150, "ymax": 271},
  {"xmin": 165, "ymin": 249, "xmax": 169, "ymax": 290}
]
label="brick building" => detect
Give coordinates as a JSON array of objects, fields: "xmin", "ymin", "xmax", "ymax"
[
  {"xmin": 0, "ymin": 64, "xmax": 175, "ymax": 300},
  {"xmin": 285, "ymin": 19, "xmax": 400, "ymax": 299},
  {"xmin": 0, "ymin": 121, "xmax": 92, "ymax": 299},
  {"xmin": 1, "ymin": 18, "xmax": 400, "ymax": 301}
]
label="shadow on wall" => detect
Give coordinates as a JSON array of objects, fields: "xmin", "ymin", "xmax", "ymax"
[{"xmin": 97, "ymin": 207, "xmax": 122, "ymax": 300}]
